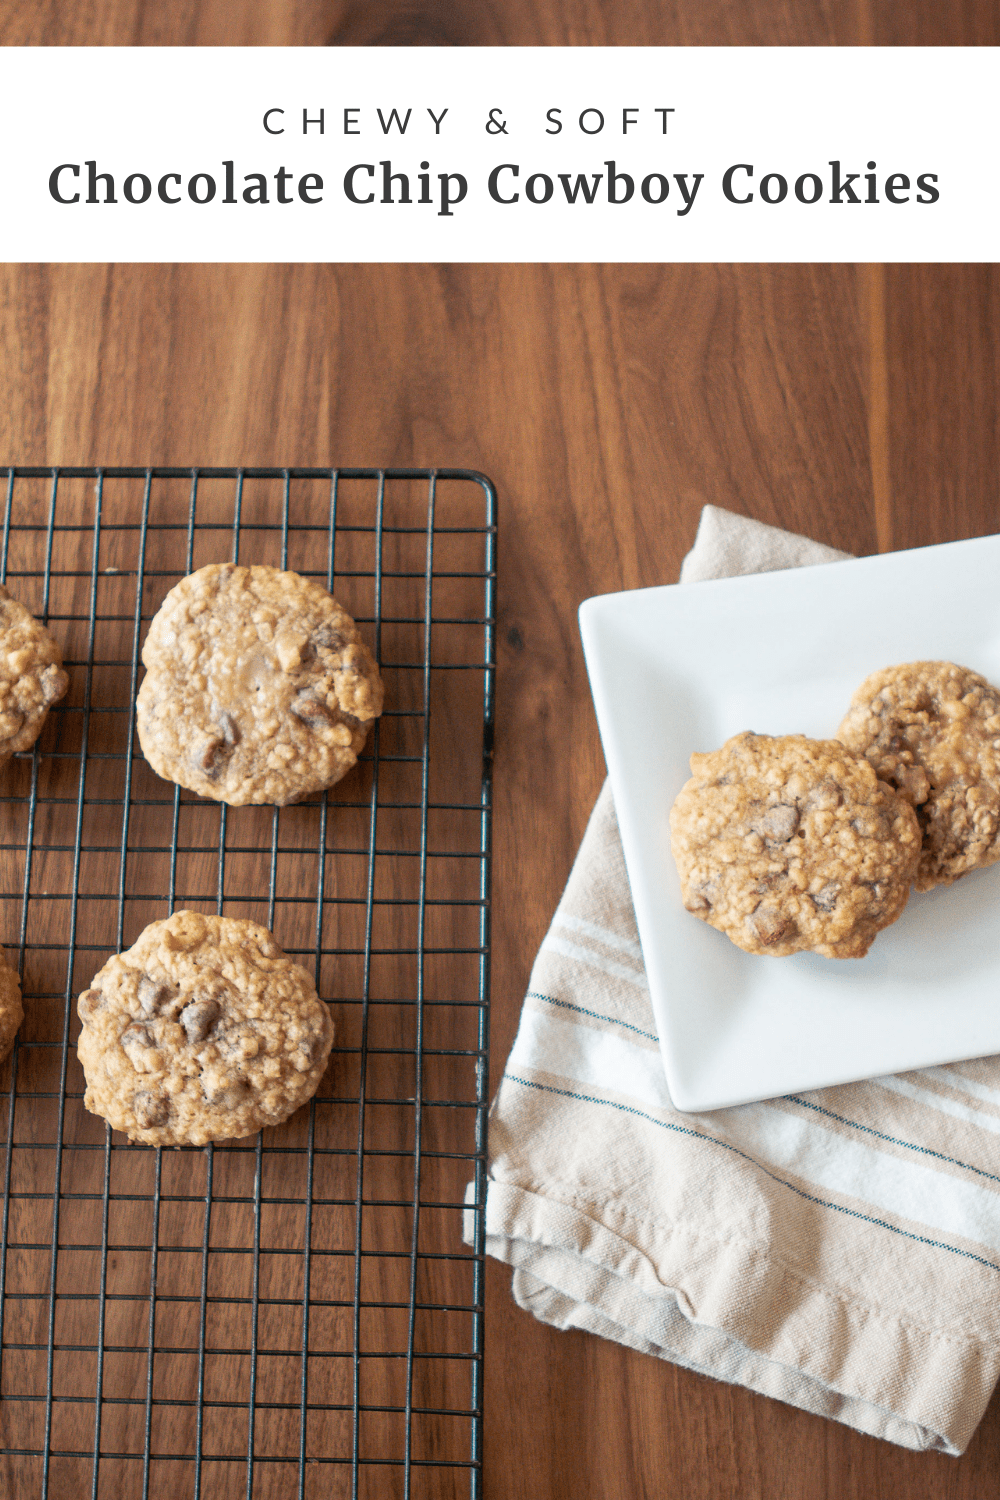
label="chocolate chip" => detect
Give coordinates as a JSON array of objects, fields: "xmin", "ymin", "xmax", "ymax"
[
  {"xmin": 198, "ymin": 737, "xmax": 226, "ymax": 774},
  {"xmin": 133, "ymin": 1090, "xmax": 168, "ymax": 1129},
  {"xmin": 137, "ymin": 975, "xmax": 176, "ymax": 1016},
  {"xmin": 180, "ymin": 997, "xmax": 220, "ymax": 1046},
  {"xmin": 810, "ymin": 882, "xmax": 840, "ymax": 913},
  {"xmin": 864, "ymin": 880, "xmax": 889, "ymax": 913},
  {"xmin": 120, "ymin": 1023, "xmax": 154, "ymax": 1068},
  {"xmin": 296, "ymin": 1033, "xmax": 325, "ymax": 1065},
  {"xmin": 747, "ymin": 905, "xmax": 792, "ymax": 946},
  {"xmin": 291, "ymin": 695, "xmax": 337, "ymax": 728},
  {"xmin": 685, "ymin": 876, "xmax": 720, "ymax": 912},
  {"xmin": 78, "ymin": 988, "xmax": 103, "ymax": 1022},
  {"xmin": 756, "ymin": 805, "xmax": 799, "ymax": 844},
  {"xmin": 121, "ymin": 1023, "xmax": 152, "ymax": 1047},
  {"xmin": 198, "ymin": 711, "xmax": 242, "ymax": 776},
  {"xmin": 312, "ymin": 624, "xmax": 348, "ymax": 654}
]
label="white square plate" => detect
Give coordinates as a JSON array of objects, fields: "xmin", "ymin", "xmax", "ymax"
[{"xmin": 579, "ymin": 533, "xmax": 1000, "ymax": 1113}]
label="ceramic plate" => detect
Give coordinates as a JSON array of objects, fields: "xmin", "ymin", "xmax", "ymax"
[{"xmin": 579, "ymin": 533, "xmax": 1000, "ymax": 1112}]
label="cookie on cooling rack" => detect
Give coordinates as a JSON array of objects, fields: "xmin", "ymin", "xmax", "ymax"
[
  {"xmin": 0, "ymin": 584, "xmax": 68, "ymax": 767},
  {"xmin": 838, "ymin": 660, "xmax": 1000, "ymax": 891},
  {"xmin": 135, "ymin": 563, "xmax": 383, "ymax": 806},
  {"xmin": 0, "ymin": 946, "xmax": 23, "ymax": 1065},
  {"xmin": 77, "ymin": 911, "xmax": 333, "ymax": 1146},
  {"xmin": 669, "ymin": 731, "xmax": 921, "ymax": 959}
]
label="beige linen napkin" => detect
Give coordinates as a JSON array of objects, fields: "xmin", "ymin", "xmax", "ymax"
[{"xmin": 468, "ymin": 506, "xmax": 1000, "ymax": 1455}]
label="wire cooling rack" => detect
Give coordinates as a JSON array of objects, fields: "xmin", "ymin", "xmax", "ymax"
[{"xmin": 0, "ymin": 466, "xmax": 495, "ymax": 1500}]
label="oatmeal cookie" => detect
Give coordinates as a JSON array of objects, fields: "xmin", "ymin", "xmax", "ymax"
[
  {"xmin": 136, "ymin": 564, "xmax": 383, "ymax": 806},
  {"xmin": 77, "ymin": 911, "xmax": 334, "ymax": 1146},
  {"xmin": 838, "ymin": 661, "xmax": 1000, "ymax": 891},
  {"xmin": 0, "ymin": 585, "xmax": 68, "ymax": 766},
  {"xmin": 0, "ymin": 947, "xmax": 23, "ymax": 1064},
  {"xmin": 669, "ymin": 731, "xmax": 921, "ymax": 959}
]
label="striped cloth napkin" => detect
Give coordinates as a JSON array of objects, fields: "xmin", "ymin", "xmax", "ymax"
[{"xmin": 470, "ymin": 506, "xmax": 1000, "ymax": 1455}]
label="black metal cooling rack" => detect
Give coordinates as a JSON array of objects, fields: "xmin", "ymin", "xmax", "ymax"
[{"xmin": 0, "ymin": 466, "xmax": 495, "ymax": 1500}]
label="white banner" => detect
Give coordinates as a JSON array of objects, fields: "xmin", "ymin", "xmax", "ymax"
[{"xmin": 1, "ymin": 47, "xmax": 995, "ymax": 262}]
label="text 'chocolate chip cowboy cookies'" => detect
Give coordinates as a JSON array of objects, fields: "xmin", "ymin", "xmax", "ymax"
[
  {"xmin": 136, "ymin": 564, "xmax": 383, "ymax": 806},
  {"xmin": 0, "ymin": 585, "xmax": 68, "ymax": 766},
  {"xmin": 838, "ymin": 661, "xmax": 1000, "ymax": 892},
  {"xmin": 77, "ymin": 912, "xmax": 334, "ymax": 1146},
  {"xmin": 669, "ymin": 732, "xmax": 921, "ymax": 959}
]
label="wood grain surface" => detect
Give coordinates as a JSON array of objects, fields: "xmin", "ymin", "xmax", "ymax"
[
  {"xmin": 2, "ymin": 260, "xmax": 998, "ymax": 1498},
  {"xmin": 1, "ymin": 3, "xmax": 998, "ymax": 1496},
  {"xmin": 1, "ymin": 0, "xmax": 998, "ymax": 46}
]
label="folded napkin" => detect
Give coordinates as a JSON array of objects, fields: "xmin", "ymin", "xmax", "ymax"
[{"xmin": 468, "ymin": 506, "xmax": 1000, "ymax": 1455}]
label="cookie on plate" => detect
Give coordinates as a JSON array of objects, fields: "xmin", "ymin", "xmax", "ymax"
[
  {"xmin": 0, "ymin": 946, "xmax": 23, "ymax": 1064},
  {"xmin": 136, "ymin": 564, "xmax": 383, "ymax": 806},
  {"xmin": 77, "ymin": 911, "xmax": 334, "ymax": 1146},
  {"xmin": 838, "ymin": 661, "xmax": 1000, "ymax": 891},
  {"xmin": 0, "ymin": 584, "xmax": 68, "ymax": 766},
  {"xmin": 669, "ymin": 731, "xmax": 921, "ymax": 959}
]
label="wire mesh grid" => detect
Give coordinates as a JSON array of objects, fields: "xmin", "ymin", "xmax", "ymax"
[{"xmin": 0, "ymin": 466, "xmax": 495, "ymax": 1500}]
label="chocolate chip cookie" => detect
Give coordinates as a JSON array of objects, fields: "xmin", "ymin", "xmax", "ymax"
[
  {"xmin": 77, "ymin": 911, "xmax": 334, "ymax": 1145},
  {"xmin": 0, "ymin": 947, "xmax": 23, "ymax": 1064},
  {"xmin": 669, "ymin": 732, "xmax": 921, "ymax": 958},
  {"xmin": 0, "ymin": 584, "xmax": 68, "ymax": 766},
  {"xmin": 136, "ymin": 564, "xmax": 383, "ymax": 806},
  {"xmin": 838, "ymin": 661, "xmax": 1000, "ymax": 891}
]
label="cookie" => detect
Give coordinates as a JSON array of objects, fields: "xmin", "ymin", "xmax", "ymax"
[
  {"xmin": 0, "ymin": 947, "xmax": 23, "ymax": 1064},
  {"xmin": 837, "ymin": 661, "xmax": 1000, "ymax": 891},
  {"xmin": 0, "ymin": 584, "xmax": 68, "ymax": 766},
  {"xmin": 669, "ymin": 731, "xmax": 921, "ymax": 959},
  {"xmin": 136, "ymin": 564, "xmax": 383, "ymax": 806},
  {"xmin": 77, "ymin": 911, "xmax": 334, "ymax": 1146}
]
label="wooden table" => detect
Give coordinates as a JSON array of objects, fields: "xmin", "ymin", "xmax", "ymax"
[{"xmin": 1, "ymin": 7, "xmax": 999, "ymax": 1499}]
